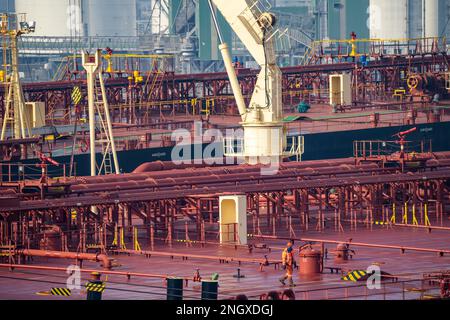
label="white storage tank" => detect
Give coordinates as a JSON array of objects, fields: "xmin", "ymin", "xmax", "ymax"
[
  {"xmin": 423, "ymin": 0, "xmax": 439, "ymax": 38},
  {"xmin": 14, "ymin": 0, "xmax": 83, "ymax": 36},
  {"xmin": 369, "ymin": 0, "xmax": 408, "ymax": 39},
  {"xmin": 83, "ymin": 0, "xmax": 137, "ymax": 37}
]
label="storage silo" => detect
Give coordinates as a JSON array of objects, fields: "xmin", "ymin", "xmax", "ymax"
[
  {"xmin": 423, "ymin": 0, "xmax": 439, "ymax": 37},
  {"xmin": 14, "ymin": 0, "xmax": 83, "ymax": 36},
  {"xmin": 83, "ymin": 0, "xmax": 137, "ymax": 37},
  {"xmin": 369, "ymin": 0, "xmax": 408, "ymax": 39}
]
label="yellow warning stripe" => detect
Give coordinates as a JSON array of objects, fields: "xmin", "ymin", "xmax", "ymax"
[
  {"xmin": 85, "ymin": 283, "xmax": 106, "ymax": 293},
  {"xmin": 348, "ymin": 273, "xmax": 356, "ymax": 282},
  {"xmin": 51, "ymin": 287, "xmax": 71, "ymax": 296},
  {"xmin": 342, "ymin": 270, "xmax": 367, "ymax": 282},
  {"xmin": 72, "ymin": 87, "xmax": 82, "ymax": 105}
]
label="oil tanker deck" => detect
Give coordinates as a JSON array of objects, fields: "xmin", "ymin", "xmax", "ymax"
[{"xmin": 1, "ymin": 8, "xmax": 450, "ymax": 302}]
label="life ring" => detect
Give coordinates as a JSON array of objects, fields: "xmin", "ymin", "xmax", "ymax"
[{"xmin": 407, "ymin": 75, "xmax": 419, "ymax": 90}]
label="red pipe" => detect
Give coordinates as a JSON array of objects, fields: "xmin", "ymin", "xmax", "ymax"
[
  {"xmin": 254, "ymin": 235, "xmax": 450, "ymax": 256},
  {"xmin": 18, "ymin": 249, "xmax": 112, "ymax": 269},
  {"xmin": 70, "ymin": 163, "xmax": 381, "ymax": 193},
  {"xmin": 0, "ymin": 263, "xmax": 185, "ymax": 281}
]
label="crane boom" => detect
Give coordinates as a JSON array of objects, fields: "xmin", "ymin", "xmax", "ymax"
[{"xmin": 209, "ymin": 0, "xmax": 287, "ymax": 165}]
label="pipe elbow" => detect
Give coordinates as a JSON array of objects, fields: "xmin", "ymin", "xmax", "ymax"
[{"xmin": 96, "ymin": 253, "xmax": 112, "ymax": 269}]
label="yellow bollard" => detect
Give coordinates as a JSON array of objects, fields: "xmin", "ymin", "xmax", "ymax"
[
  {"xmin": 402, "ymin": 202, "xmax": 408, "ymax": 224},
  {"xmin": 412, "ymin": 204, "xmax": 418, "ymax": 226},
  {"xmin": 424, "ymin": 203, "xmax": 431, "ymax": 227},
  {"xmin": 191, "ymin": 98, "xmax": 197, "ymax": 115},
  {"xmin": 105, "ymin": 55, "xmax": 113, "ymax": 73},
  {"xmin": 390, "ymin": 203, "xmax": 396, "ymax": 224},
  {"xmin": 119, "ymin": 227, "xmax": 127, "ymax": 250},
  {"xmin": 112, "ymin": 225, "xmax": 118, "ymax": 246},
  {"xmin": 134, "ymin": 227, "xmax": 141, "ymax": 251}
]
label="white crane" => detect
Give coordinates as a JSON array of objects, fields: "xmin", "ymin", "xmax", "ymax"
[{"xmin": 208, "ymin": 0, "xmax": 301, "ymax": 165}]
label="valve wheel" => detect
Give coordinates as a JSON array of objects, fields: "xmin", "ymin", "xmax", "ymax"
[{"xmin": 407, "ymin": 75, "xmax": 419, "ymax": 89}]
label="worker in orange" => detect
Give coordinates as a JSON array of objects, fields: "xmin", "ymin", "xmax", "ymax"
[{"xmin": 279, "ymin": 240, "xmax": 296, "ymax": 287}]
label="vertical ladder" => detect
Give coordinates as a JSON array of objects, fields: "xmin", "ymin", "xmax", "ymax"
[
  {"xmin": 102, "ymin": 141, "xmax": 113, "ymax": 175},
  {"xmin": 146, "ymin": 60, "xmax": 164, "ymax": 102}
]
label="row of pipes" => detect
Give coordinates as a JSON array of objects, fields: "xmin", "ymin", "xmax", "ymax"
[{"xmin": 62, "ymin": 152, "xmax": 450, "ymax": 196}]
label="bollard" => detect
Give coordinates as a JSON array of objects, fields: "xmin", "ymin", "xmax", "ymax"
[
  {"xmin": 167, "ymin": 277, "xmax": 183, "ymax": 300},
  {"xmin": 233, "ymin": 268, "xmax": 245, "ymax": 278},
  {"xmin": 201, "ymin": 280, "xmax": 218, "ymax": 300},
  {"xmin": 86, "ymin": 272, "xmax": 104, "ymax": 301}
]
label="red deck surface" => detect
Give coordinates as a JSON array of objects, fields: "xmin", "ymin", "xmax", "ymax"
[{"xmin": 1, "ymin": 224, "xmax": 449, "ymax": 300}]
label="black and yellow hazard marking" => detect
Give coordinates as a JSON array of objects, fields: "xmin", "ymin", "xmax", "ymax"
[
  {"xmin": 71, "ymin": 86, "xmax": 82, "ymax": 105},
  {"xmin": 50, "ymin": 287, "xmax": 72, "ymax": 296},
  {"xmin": 85, "ymin": 282, "xmax": 106, "ymax": 293},
  {"xmin": 342, "ymin": 270, "xmax": 367, "ymax": 282}
]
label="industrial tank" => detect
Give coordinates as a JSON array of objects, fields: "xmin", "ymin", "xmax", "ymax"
[
  {"xmin": 14, "ymin": 0, "xmax": 83, "ymax": 37},
  {"xmin": 369, "ymin": 0, "xmax": 408, "ymax": 39},
  {"xmin": 424, "ymin": 0, "xmax": 439, "ymax": 37},
  {"xmin": 83, "ymin": 0, "xmax": 137, "ymax": 37}
]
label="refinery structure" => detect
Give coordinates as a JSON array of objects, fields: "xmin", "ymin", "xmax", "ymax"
[{"xmin": 0, "ymin": 0, "xmax": 450, "ymax": 302}]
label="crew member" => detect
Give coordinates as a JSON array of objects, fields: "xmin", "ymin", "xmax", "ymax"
[{"xmin": 279, "ymin": 241, "xmax": 296, "ymax": 287}]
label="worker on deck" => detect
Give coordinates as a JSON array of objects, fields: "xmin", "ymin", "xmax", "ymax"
[
  {"xmin": 279, "ymin": 241, "xmax": 296, "ymax": 287},
  {"xmin": 86, "ymin": 271, "xmax": 104, "ymax": 301}
]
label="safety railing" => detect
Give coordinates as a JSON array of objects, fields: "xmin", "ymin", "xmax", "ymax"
[
  {"xmin": 353, "ymin": 139, "xmax": 433, "ymax": 160},
  {"xmin": 223, "ymin": 136, "xmax": 244, "ymax": 158},
  {"xmin": 222, "ymin": 135, "xmax": 305, "ymax": 161},
  {"xmin": 0, "ymin": 162, "xmax": 74, "ymax": 183},
  {"xmin": 304, "ymin": 37, "xmax": 446, "ymax": 65},
  {"xmin": 285, "ymin": 135, "xmax": 304, "ymax": 161},
  {"xmin": 289, "ymin": 278, "xmax": 441, "ymax": 300}
]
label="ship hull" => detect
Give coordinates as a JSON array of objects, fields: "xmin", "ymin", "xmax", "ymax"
[{"xmin": 2, "ymin": 121, "xmax": 450, "ymax": 179}]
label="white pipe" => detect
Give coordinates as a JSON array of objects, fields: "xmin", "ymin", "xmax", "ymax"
[
  {"xmin": 219, "ymin": 43, "xmax": 247, "ymax": 120},
  {"xmin": 1, "ymin": 85, "xmax": 13, "ymax": 140},
  {"xmin": 87, "ymin": 71, "xmax": 96, "ymax": 176},
  {"xmin": 98, "ymin": 72, "xmax": 120, "ymax": 174}
]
